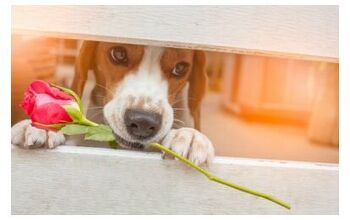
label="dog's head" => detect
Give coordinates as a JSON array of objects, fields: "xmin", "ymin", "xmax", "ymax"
[{"xmin": 72, "ymin": 41, "xmax": 207, "ymax": 148}]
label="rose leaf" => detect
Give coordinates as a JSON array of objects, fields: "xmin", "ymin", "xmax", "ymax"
[
  {"xmin": 60, "ymin": 124, "xmax": 90, "ymax": 135},
  {"xmin": 84, "ymin": 132, "xmax": 116, "ymax": 142}
]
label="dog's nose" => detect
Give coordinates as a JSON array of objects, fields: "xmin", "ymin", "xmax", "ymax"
[{"xmin": 124, "ymin": 109, "xmax": 161, "ymax": 139}]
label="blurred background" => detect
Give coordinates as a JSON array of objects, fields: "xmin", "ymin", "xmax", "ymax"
[{"xmin": 11, "ymin": 34, "xmax": 339, "ymax": 163}]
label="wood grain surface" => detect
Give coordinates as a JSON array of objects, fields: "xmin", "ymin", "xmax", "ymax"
[
  {"xmin": 12, "ymin": 145, "xmax": 338, "ymax": 214},
  {"xmin": 12, "ymin": 5, "xmax": 338, "ymax": 62}
]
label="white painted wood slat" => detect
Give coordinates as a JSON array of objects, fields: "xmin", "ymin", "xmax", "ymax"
[
  {"xmin": 12, "ymin": 5, "xmax": 338, "ymax": 62},
  {"xmin": 12, "ymin": 146, "xmax": 338, "ymax": 214}
]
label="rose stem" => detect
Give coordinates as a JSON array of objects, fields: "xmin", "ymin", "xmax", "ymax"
[
  {"xmin": 149, "ymin": 143, "xmax": 291, "ymax": 210},
  {"xmin": 79, "ymin": 116, "xmax": 99, "ymax": 127}
]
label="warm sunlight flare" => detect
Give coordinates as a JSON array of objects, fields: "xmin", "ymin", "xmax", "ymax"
[{"xmin": 11, "ymin": 35, "xmax": 339, "ymax": 163}]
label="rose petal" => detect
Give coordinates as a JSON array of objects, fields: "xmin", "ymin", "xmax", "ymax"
[
  {"xmin": 35, "ymin": 93, "xmax": 74, "ymax": 107},
  {"xmin": 29, "ymin": 80, "xmax": 73, "ymax": 100},
  {"xmin": 20, "ymin": 90, "xmax": 36, "ymax": 116},
  {"xmin": 30, "ymin": 102, "xmax": 73, "ymax": 125}
]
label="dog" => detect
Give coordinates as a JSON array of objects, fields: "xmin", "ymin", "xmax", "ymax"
[{"xmin": 11, "ymin": 41, "xmax": 215, "ymax": 165}]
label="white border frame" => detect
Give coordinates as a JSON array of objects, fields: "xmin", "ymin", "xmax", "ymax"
[{"xmin": 1, "ymin": 0, "xmax": 347, "ymax": 219}]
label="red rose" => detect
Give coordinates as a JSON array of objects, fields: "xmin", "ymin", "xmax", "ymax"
[{"xmin": 20, "ymin": 80, "xmax": 77, "ymax": 127}]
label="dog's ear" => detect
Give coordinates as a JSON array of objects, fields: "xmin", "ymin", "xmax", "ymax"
[
  {"xmin": 188, "ymin": 51, "xmax": 207, "ymax": 130},
  {"xmin": 71, "ymin": 41, "xmax": 97, "ymax": 96}
]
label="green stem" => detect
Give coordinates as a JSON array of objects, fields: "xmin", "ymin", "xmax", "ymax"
[
  {"xmin": 149, "ymin": 143, "xmax": 291, "ymax": 210},
  {"xmin": 79, "ymin": 116, "xmax": 99, "ymax": 127}
]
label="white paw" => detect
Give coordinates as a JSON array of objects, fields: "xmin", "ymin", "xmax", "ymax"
[
  {"xmin": 11, "ymin": 119, "xmax": 65, "ymax": 149},
  {"xmin": 161, "ymin": 128, "xmax": 215, "ymax": 165},
  {"xmin": 47, "ymin": 131, "xmax": 65, "ymax": 149},
  {"xmin": 24, "ymin": 124, "xmax": 47, "ymax": 148}
]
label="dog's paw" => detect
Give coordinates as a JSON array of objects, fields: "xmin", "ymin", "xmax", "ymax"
[
  {"xmin": 161, "ymin": 128, "xmax": 215, "ymax": 165},
  {"xmin": 11, "ymin": 119, "xmax": 65, "ymax": 149},
  {"xmin": 47, "ymin": 131, "xmax": 66, "ymax": 149}
]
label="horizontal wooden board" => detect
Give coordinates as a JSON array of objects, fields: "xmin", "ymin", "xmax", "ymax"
[
  {"xmin": 12, "ymin": 5, "xmax": 338, "ymax": 62},
  {"xmin": 12, "ymin": 145, "xmax": 338, "ymax": 214}
]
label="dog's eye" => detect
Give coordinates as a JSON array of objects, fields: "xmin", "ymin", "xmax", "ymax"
[
  {"xmin": 109, "ymin": 47, "xmax": 128, "ymax": 64},
  {"xmin": 171, "ymin": 62, "xmax": 189, "ymax": 77}
]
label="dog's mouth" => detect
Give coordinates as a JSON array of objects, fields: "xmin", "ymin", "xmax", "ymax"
[{"xmin": 113, "ymin": 132, "xmax": 145, "ymax": 149}]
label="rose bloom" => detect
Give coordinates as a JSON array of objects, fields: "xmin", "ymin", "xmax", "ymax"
[{"xmin": 20, "ymin": 80, "xmax": 77, "ymax": 127}]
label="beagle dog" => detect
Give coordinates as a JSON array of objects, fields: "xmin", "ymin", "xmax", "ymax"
[{"xmin": 11, "ymin": 41, "xmax": 215, "ymax": 165}]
